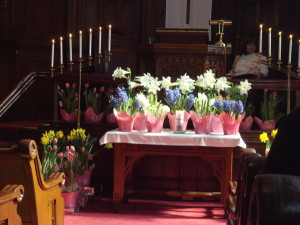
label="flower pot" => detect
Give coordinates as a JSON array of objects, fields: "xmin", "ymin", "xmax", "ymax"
[
  {"xmin": 167, "ymin": 111, "xmax": 190, "ymax": 132},
  {"xmin": 208, "ymin": 113, "xmax": 224, "ymax": 135},
  {"xmin": 239, "ymin": 116, "xmax": 253, "ymax": 131},
  {"xmin": 133, "ymin": 112, "xmax": 147, "ymax": 131},
  {"xmin": 254, "ymin": 117, "xmax": 276, "ymax": 132},
  {"xmin": 61, "ymin": 190, "xmax": 80, "ymax": 209},
  {"xmin": 84, "ymin": 107, "xmax": 105, "ymax": 123},
  {"xmin": 115, "ymin": 110, "xmax": 137, "ymax": 132},
  {"xmin": 107, "ymin": 113, "xmax": 117, "ymax": 124},
  {"xmin": 60, "ymin": 109, "xmax": 78, "ymax": 122},
  {"xmin": 189, "ymin": 111, "xmax": 210, "ymax": 134},
  {"xmin": 146, "ymin": 113, "xmax": 166, "ymax": 133},
  {"xmin": 76, "ymin": 170, "xmax": 92, "ymax": 187},
  {"xmin": 220, "ymin": 112, "xmax": 245, "ymax": 135}
]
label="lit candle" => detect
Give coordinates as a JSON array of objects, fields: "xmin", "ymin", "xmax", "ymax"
[
  {"xmin": 268, "ymin": 28, "xmax": 272, "ymax": 57},
  {"xmin": 108, "ymin": 24, "xmax": 112, "ymax": 52},
  {"xmin": 288, "ymin": 34, "xmax": 293, "ymax": 64},
  {"xmin": 259, "ymin": 24, "xmax": 263, "ymax": 53},
  {"xmin": 278, "ymin": 32, "xmax": 282, "ymax": 61},
  {"xmin": 89, "ymin": 28, "xmax": 92, "ymax": 56},
  {"xmin": 298, "ymin": 40, "xmax": 300, "ymax": 68},
  {"xmin": 79, "ymin": 30, "xmax": 82, "ymax": 59},
  {"xmin": 51, "ymin": 39, "xmax": 55, "ymax": 67},
  {"xmin": 60, "ymin": 37, "xmax": 63, "ymax": 65},
  {"xmin": 98, "ymin": 27, "xmax": 102, "ymax": 54},
  {"xmin": 69, "ymin": 33, "xmax": 73, "ymax": 62}
]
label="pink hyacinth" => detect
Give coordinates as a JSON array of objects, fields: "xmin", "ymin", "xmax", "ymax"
[
  {"xmin": 57, "ymin": 152, "xmax": 63, "ymax": 158},
  {"xmin": 81, "ymin": 147, "xmax": 86, "ymax": 153},
  {"xmin": 52, "ymin": 145, "xmax": 57, "ymax": 151}
]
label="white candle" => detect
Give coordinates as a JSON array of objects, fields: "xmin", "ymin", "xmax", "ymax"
[
  {"xmin": 98, "ymin": 27, "xmax": 102, "ymax": 54},
  {"xmin": 60, "ymin": 37, "xmax": 63, "ymax": 65},
  {"xmin": 79, "ymin": 30, "xmax": 82, "ymax": 59},
  {"xmin": 268, "ymin": 28, "xmax": 272, "ymax": 57},
  {"xmin": 69, "ymin": 33, "xmax": 72, "ymax": 62},
  {"xmin": 298, "ymin": 40, "xmax": 300, "ymax": 68},
  {"xmin": 288, "ymin": 34, "xmax": 293, "ymax": 64},
  {"xmin": 89, "ymin": 28, "xmax": 92, "ymax": 56},
  {"xmin": 108, "ymin": 25, "xmax": 112, "ymax": 52},
  {"xmin": 278, "ymin": 32, "xmax": 282, "ymax": 61},
  {"xmin": 259, "ymin": 24, "xmax": 263, "ymax": 53},
  {"xmin": 51, "ymin": 39, "xmax": 55, "ymax": 67}
]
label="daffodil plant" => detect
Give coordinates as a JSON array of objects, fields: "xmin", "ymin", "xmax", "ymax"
[{"xmin": 259, "ymin": 129, "xmax": 278, "ymax": 150}]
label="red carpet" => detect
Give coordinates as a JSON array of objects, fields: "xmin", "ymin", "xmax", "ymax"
[{"xmin": 65, "ymin": 198, "xmax": 226, "ymax": 225}]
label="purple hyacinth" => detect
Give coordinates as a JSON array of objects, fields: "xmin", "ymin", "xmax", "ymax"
[
  {"xmin": 109, "ymin": 95, "xmax": 121, "ymax": 109},
  {"xmin": 166, "ymin": 88, "xmax": 180, "ymax": 106},
  {"xmin": 117, "ymin": 86, "xmax": 128, "ymax": 104},
  {"xmin": 214, "ymin": 100, "xmax": 224, "ymax": 111},
  {"xmin": 133, "ymin": 98, "xmax": 142, "ymax": 111},
  {"xmin": 235, "ymin": 100, "xmax": 244, "ymax": 114},
  {"xmin": 185, "ymin": 94, "xmax": 195, "ymax": 111},
  {"xmin": 223, "ymin": 100, "xmax": 233, "ymax": 113}
]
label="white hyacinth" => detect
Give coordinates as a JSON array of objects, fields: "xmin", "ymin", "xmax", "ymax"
[
  {"xmin": 136, "ymin": 93, "xmax": 150, "ymax": 108},
  {"xmin": 161, "ymin": 105, "xmax": 170, "ymax": 115},
  {"xmin": 176, "ymin": 73, "xmax": 195, "ymax": 94},
  {"xmin": 237, "ymin": 79, "xmax": 252, "ymax": 95},
  {"xmin": 112, "ymin": 67, "xmax": 130, "ymax": 80},
  {"xmin": 196, "ymin": 93, "xmax": 208, "ymax": 105},
  {"xmin": 215, "ymin": 77, "xmax": 230, "ymax": 93},
  {"xmin": 160, "ymin": 76, "xmax": 172, "ymax": 90}
]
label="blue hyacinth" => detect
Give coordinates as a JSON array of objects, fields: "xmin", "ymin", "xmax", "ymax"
[
  {"xmin": 185, "ymin": 94, "xmax": 195, "ymax": 111},
  {"xmin": 214, "ymin": 100, "xmax": 224, "ymax": 111},
  {"xmin": 109, "ymin": 95, "xmax": 121, "ymax": 109},
  {"xmin": 223, "ymin": 100, "xmax": 233, "ymax": 112},
  {"xmin": 133, "ymin": 98, "xmax": 142, "ymax": 111},
  {"xmin": 166, "ymin": 88, "xmax": 180, "ymax": 107},
  {"xmin": 235, "ymin": 100, "xmax": 244, "ymax": 114},
  {"xmin": 117, "ymin": 86, "xmax": 128, "ymax": 104}
]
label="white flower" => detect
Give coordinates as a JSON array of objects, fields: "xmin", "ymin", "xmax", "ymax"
[
  {"xmin": 209, "ymin": 99, "xmax": 215, "ymax": 106},
  {"xmin": 176, "ymin": 73, "xmax": 195, "ymax": 94},
  {"xmin": 112, "ymin": 67, "xmax": 130, "ymax": 80},
  {"xmin": 161, "ymin": 105, "xmax": 170, "ymax": 115},
  {"xmin": 136, "ymin": 93, "xmax": 150, "ymax": 108},
  {"xmin": 197, "ymin": 93, "xmax": 208, "ymax": 105},
  {"xmin": 215, "ymin": 77, "xmax": 230, "ymax": 93},
  {"xmin": 195, "ymin": 70, "xmax": 216, "ymax": 90},
  {"xmin": 237, "ymin": 79, "xmax": 252, "ymax": 95},
  {"xmin": 135, "ymin": 73, "xmax": 153, "ymax": 87},
  {"xmin": 128, "ymin": 81, "xmax": 140, "ymax": 90},
  {"xmin": 160, "ymin": 76, "xmax": 172, "ymax": 90},
  {"xmin": 195, "ymin": 75, "xmax": 204, "ymax": 88},
  {"xmin": 147, "ymin": 78, "xmax": 161, "ymax": 95}
]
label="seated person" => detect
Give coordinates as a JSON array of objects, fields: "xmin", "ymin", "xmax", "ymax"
[{"xmin": 228, "ymin": 37, "xmax": 268, "ymax": 79}]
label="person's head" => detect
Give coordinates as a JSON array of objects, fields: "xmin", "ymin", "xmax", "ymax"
[{"xmin": 241, "ymin": 37, "xmax": 258, "ymax": 55}]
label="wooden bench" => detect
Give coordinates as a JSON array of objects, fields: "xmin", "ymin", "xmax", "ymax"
[
  {"xmin": 0, "ymin": 139, "xmax": 65, "ymax": 225},
  {"xmin": 0, "ymin": 184, "xmax": 24, "ymax": 225}
]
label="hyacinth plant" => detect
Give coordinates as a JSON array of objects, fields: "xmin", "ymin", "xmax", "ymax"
[
  {"xmin": 193, "ymin": 93, "xmax": 215, "ymax": 117},
  {"xmin": 58, "ymin": 83, "xmax": 78, "ymax": 114},
  {"xmin": 260, "ymin": 89, "xmax": 284, "ymax": 122},
  {"xmin": 41, "ymin": 130, "xmax": 66, "ymax": 179},
  {"xmin": 83, "ymin": 83, "xmax": 105, "ymax": 114},
  {"xmin": 213, "ymin": 99, "xmax": 245, "ymax": 119}
]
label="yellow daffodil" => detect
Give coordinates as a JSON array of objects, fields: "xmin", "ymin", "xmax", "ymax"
[
  {"xmin": 105, "ymin": 143, "xmax": 113, "ymax": 149},
  {"xmin": 41, "ymin": 136, "xmax": 49, "ymax": 145},
  {"xmin": 271, "ymin": 129, "xmax": 278, "ymax": 138},
  {"xmin": 56, "ymin": 130, "xmax": 64, "ymax": 139},
  {"xmin": 259, "ymin": 132, "xmax": 269, "ymax": 143},
  {"xmin": 67, "ymin": 135, "xmax": 72, "ymax": 141}
]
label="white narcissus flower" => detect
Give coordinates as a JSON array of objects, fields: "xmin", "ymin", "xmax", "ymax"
[
  {"xmin": 195, "ymin": 75, "xmax": 204, "ymax": 88},
  {"xmin": 215, "ymin": 77, "xmax": 230, "ymax": 93},
  {"xmin": 112, "ymin": 67, "xmax": 130, "ymax": 80},
  {"xmin": 135, "ymin": 72, "xmax": 153, "ymax": 87},
  {"xmin": 136, "ymin": 93, "xmax": 150, "ymax": 108},
  {"xmin": 128, "ymin": 81, "xmax": 140, "ymax": 90},
  {"xmin": 237, "ymin": 79, "xmax": 252, "ymax": 95},
  {"xmin": 176, "ymin": 73, "xmax": 195, "ymax": 94},
  {"xmin": 147, "ymin": 77, "xmax": 161, "ymax": 95},
  {"xmin": 160, "ymin": 76, "xmax": 172, "ymax": 90}
]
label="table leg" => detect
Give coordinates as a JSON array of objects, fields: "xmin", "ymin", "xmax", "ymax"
[{"xmin": 113, "ymin": 144, "xmax": 124, "ymax": 209}]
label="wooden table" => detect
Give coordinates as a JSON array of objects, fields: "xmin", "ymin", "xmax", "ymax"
[{"xmin": 100, "ymin": 130, "xmax": 246, "ymax": 210}]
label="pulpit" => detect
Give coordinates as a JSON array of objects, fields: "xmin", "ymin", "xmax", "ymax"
[{"xmin": 136, "ymin": 29, "xmax": 231, "ymax": 77}]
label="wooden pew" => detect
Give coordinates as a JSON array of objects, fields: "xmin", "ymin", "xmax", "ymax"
[
  {"xmin": 0, "ymin": 185, "xmax": 24, "ymax": 225},
  {"xmin": 0, "ymin": 139, "xmax": 65, "ymax": 225}
]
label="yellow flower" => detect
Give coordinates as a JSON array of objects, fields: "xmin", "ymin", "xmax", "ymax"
[
  {"xmin": 259, "ymin": 132, "xmax": 269, "ymax": 143},
  {"xmin": 56, "ymin": 131, "xmax": 64, "ymax": 139},
  {"xmin": 41, "ymin": 136, "xmax": 49, "ymax": 145},
  {"xmin": 271, "ymin": 129, "xmax": 278, "ymax": 138},
  {"xmin": 105, "ymin": 143, "xmax": 113, "ymax": 149},
  {"xmin": 48, "ymin": 130, "xmax": 55, "ymax": 140},
  {"xmin": 70, "ymin": 128, "xmax": 87, "ymax": 141},
  {"xmin": 67, "ymin": 135, "xmax": 72, "ymax": 141}
]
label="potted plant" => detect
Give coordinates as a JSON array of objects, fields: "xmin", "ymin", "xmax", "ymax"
[
  {"xmin": 83, "ymin": 83, "xmax": 105, "ymax": 123},
  {"xmin": 259, "ymin": 129, "xmax": 278, "ymax": 156},
  {"xmin": 58, "ymin": 83, "xmax": 78, "ymax": 122},
  {"xmin": 254, "ymin": 89, "xmax": 284, "ymax": 131}
]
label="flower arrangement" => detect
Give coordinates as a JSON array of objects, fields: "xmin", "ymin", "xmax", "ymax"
[
  {"xmin": 83, "ymin": 84, "xmax": 104, "ymax": 115},
  {"xmin": 58, "ymin": 83, "xmax": 78, "ymax": 114},
  {"xmin": 260, "ymin": 89, "xmax": 284, "ymax": 122},
  {"xmin": 259, "ymin": 129, "xmax": 278, "ymax": 156}
]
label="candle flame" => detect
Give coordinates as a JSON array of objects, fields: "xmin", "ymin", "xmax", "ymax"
[
  {"xmin": 99, "ymin": 26, "xmax": 102, "ymax": 30},
  {"xmin": 290, "ymin": 34, "xmax": 293, "ymax": 39},
  {"xmin": 269, "ymin": 28, "xmax": 272, "ymax": 32},
  {"xmin": 89, "ymin": 28, "xmax": 92, "ymax": 33},
  {"xmin": 79, "ymin": 30, "xmax": 82, "ymax": 35},
  {"xmin": 60, "ymin": 37, "xmax": 63, "ymax": 41},
  {"xmin": 259, "ymin": 24, "xmax": 263, "ymax": 29},
  {"xmin": 298, "ymin": 39, "xmax": 300, "ymax": 44},
  {"xmin": 109, "ymin": 24, "xmax": 112, "ymax": 28},
  {"xmin": 279, "ymin": 31, "xmax": 282, "ymax": 36},
  {"xmin": 69, "ymin": 33, "xmax": 72, "ymax": 38},
  {"xmin": 52, "ymin": 39, "xmax": 55, "ymax": 43}
]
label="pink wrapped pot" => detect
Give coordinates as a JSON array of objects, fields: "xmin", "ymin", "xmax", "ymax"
[
  {"xmin": 133, "ymin": 112, "xmax": 147, "ymax": 131},
  {"xmin": 115, "ymin": 110, "xmax": 137, "ymax": 132},
  {"xmin": 239, "ymin": 116, "xmax": 253, "ymax": 131},
  {"xmin": 220, "ymin": 112, "xmax": 245, "ymax": 135},
  {"xmin": 60, "ymin": 109, "xmax": 78, "ymax": 122},
  {"xmin": 61, "ymin": 190, "xmax": 80, "ymax": 209},
  {"xmin": 208, "ymin": 113, "xmax": 224, "ymax": 135},
  {"xmin": 76, "ymin": 170, "xmax": 92, "ymax": 187},
  {"xmin": 254, "ymin": 117, "xmax": 276, "ymax": 132},
  {"xmin": 167, "ymin": 111, "xmax": 190, "ymax": 131},
  {"xmin": 84, "ymin": 107, "xmax": 105, "ymax": 123},
  {"xmin": 189, "ymin": 111, "xmax": 210, "ymax": 134},
  {"xmin": 146, "ymin": 113, "xmax": 166, "ymax": 133},
  {"xmin": 107, "ymin": 112, "xmax": 117, "ymax": 124}
]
